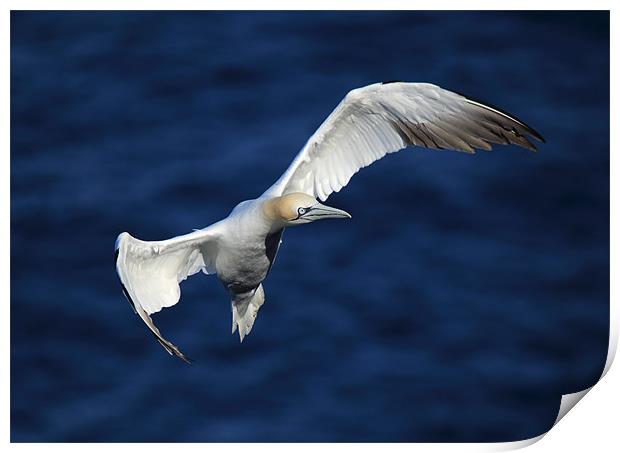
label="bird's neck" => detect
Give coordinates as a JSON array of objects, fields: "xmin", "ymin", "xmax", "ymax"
[{"xmin": 260, "ymin": 197, "xmax": 288, "ymax": 233}]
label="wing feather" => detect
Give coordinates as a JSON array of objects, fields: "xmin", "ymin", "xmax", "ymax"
[
  {"xmin": 264, "ymin": 82, "xmax": 544, "ymax": 201},
  {"xmin": 115, "ymin": 227, "xmax": 220, "ymax": 362}
]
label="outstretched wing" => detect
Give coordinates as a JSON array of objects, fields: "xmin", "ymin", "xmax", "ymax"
[
  {"xmin": 264, "ymin": 82, "xmax": 544, "ymax": 201},
  {"xmin": 115, "ymin": 227, "xmax": 220, "ymax": 363}
]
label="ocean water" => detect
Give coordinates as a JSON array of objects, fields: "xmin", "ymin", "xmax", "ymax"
[{"xmin": 11, "ymin": 11, "xmax": 609, "ymax": 442}]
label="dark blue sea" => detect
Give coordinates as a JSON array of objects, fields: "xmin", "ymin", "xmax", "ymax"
[{"xmin": 11, "ymin": 11, "xmax": 610, "ymax": 442}]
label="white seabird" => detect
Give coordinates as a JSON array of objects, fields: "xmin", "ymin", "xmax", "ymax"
[{"xmin": 115, "ymin": 82, "xmax": 544, "ymax": 362}]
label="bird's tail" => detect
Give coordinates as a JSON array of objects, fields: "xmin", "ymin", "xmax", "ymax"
[{"xmin": 231, "ymin": 284, "xmax": 265, "ymax": 342}]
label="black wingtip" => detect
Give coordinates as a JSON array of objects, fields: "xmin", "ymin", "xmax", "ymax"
[
  {"xmin": 153, "ymin": 334, "xmax": 192, "ymax": 364},
  {"xmin": 516, "ymin": 121, "xmax": 545, "ymax": 144},
  {"xmin": 381, "ymin": 80, "xmax": 402, "ymax": 85},
  {"xmin": 170, "ymin": 344, "xmax": 193, "ymax": 365},
  {"xmin": 515, "ymin": 123, "xmax": 545, "ymax": 144},
  {"xmin": 179, "ymin": 354, "xmax": 193, "ymax": 365},
  {"xmin": 533, "ymin": 130, "xmax": 546, "ymax": 144},
  {"xmin": 523, "ymin": 138, "xmax": 539, "ymax": 152},
  {"xmin": 455, "ymin": 90, "xmax": 546, "ymax": 144}
]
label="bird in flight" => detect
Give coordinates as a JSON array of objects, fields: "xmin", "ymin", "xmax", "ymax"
[{"xmin": 115, "ymin": 82, "xmax": 544, "ymax": 362}]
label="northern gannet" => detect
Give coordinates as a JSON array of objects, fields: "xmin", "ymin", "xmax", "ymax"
[{"xmin": 115, "ymin": 82, "xmax": 544, "ymax": 362}]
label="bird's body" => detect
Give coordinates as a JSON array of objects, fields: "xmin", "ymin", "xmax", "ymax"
[
  {"xmin": 213, "ymin": 199, "xmax": 284, "ymax": 338},
  {"xmin": 115, "ymin": 82, "xmax": 544, "ymax": 362},
  {"xmin": 216, "ymin": 200, "xmax": 277, "ymax": 292}
]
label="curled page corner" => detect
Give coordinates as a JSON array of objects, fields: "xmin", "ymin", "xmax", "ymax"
[
  {"xmin": 553, "ymin": 388, "xmax": 592, "ymax": 426},
  {"xmin": 487, "ymin": 320, "xmax": 617, "ymax": 451}
]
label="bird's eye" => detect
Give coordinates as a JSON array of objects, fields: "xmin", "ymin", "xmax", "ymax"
[{"xmin": 298, "ymin": 207, "xmax": 307, "ymax": 216}]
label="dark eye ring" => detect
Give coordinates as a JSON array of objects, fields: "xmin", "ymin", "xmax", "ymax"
[{"xmin": 298, "ymin": 207, "xmax": 306, "ymax": 215}]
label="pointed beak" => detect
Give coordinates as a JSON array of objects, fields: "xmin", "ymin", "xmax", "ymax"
[{"xmin": 305, "ymin": 203, "xmax": 352, "ymax": 220}]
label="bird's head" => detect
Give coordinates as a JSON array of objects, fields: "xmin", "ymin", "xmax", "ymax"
[{"xmin": 263, "ymin": 192, "xmax": 351, "ymax": 227}]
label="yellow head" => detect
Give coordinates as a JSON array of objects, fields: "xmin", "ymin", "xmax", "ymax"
[{"xmin": 263, "ymin": 192, "xmax": 351, "ymax": 226}]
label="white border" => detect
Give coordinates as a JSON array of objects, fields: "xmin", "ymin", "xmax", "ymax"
[{"xmin": 5, "ymin": 2, "xmax": 616, "ymax": 451}]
